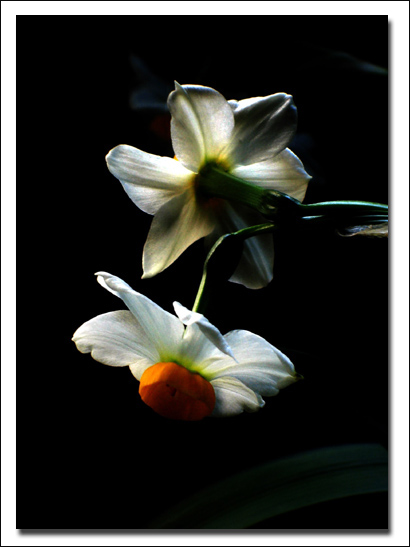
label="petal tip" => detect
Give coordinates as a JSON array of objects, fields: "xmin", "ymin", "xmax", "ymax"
[
  {"xmin": 105, "ymin": 145, "xmax": 120, "ymax": 164},
  {"xmin": 95, "ymin": 271, "xmax": 110, "ymax": 281}
]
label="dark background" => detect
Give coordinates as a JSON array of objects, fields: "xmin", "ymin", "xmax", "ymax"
[{"xmin": 18, "ymin": 15, "xmax": 388, "ymax": 529}]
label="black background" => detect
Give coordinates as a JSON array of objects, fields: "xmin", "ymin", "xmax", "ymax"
[{"xmin": 18, "ymin": 15, "xmax": 388, "ymax": 530}]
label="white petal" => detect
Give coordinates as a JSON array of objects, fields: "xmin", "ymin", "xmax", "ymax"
[
  {"xmin": 230, "ymin": 231, "xmax": 274, "ymax": 289},
  {"xmin": 173, "ymin": 302, "xmax": 235, "ymax": 359},
  {"xmin": 228, "ymin": 99, "xmax": 239, "ymax": 112},
  {"xmin": 210, "ymin": 377, "xmax": 265, "ymax": 417},
  {"xmin": 142, "ymin": 189, "xmax": 215, "ymax": 278},
  {"xmin": 231, "ymin": 148, "xmax": 311, "ymax": 202},
  {"xmin": 168, "ymin": 83, "xmax": 235, "ymax": 172},
  {"xmin": 175, "ymin": 322, "xmax": 230, "ymax": 377},
  {"xmin": 95, "ymin": 272, "xmax": 184, "ymax": 359},
  {"xmin": 208, "ymin": 330, "xmax": 298, "ymax": 396},
  {"xmin": 72, "ymin": 310, "xmax": 157, "ymax": 378},
  {"xmin": 206, "ymin": 202, "xmax": 274, "ymax": 289},
  {"xmin": 106, "ymin": 144, "xmax": 194, "ymax": 214},
  {"xmin": 225, "ymin": 93, "xmax": 297, "ymax": 167}
]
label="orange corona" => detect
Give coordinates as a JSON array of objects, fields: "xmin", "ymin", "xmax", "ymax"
[{"xmin": 139, "ymin": 362, "xmax": 216, "ymax": 421}]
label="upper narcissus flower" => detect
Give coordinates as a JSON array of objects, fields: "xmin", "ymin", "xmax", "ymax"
[
  {"xmin": 106, "ymin": 83, "xmax": 311, "ymax": 289},
  {"xmin": 72, "ymin": 272, "xmax": 299, "ymax": 420}
]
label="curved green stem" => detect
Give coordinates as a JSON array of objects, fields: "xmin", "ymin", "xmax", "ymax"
[{"xmin": 192, "ymin": 223, "xmax": 276, "ymax": 314}]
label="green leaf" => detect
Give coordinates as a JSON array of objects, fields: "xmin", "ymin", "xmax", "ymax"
[{"xmin": 150, "ymin": 443, "xmax": 387, "ymax": 529}]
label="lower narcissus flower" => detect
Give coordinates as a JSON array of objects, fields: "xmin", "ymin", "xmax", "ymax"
[
  {"xmin": 72, "ymin": 272, "xmax": 300, "ymax": 420},
  {"xmin": 106, "ymin": 83, "xmax": 311, "ymax": 290}
]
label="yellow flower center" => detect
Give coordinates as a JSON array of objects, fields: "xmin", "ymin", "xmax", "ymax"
[
  {"xmin": 173, "ymin": 155, "xmax": 230, "ymax": 213},
  {"xmin": 139, "ymin": 362, "xmax": 216, "ymax": 421}
]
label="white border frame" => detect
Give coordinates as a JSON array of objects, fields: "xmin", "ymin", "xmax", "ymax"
[{"xmin": 2, "ymin": 2, "xmax": 409, "ymax": 546}]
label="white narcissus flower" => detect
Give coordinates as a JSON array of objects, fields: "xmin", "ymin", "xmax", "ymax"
[
  {"xmin": 72, "ymin": 272, "xmax": 300, "ymax": 420},
  {"xmin": 106, "ymin": 83, "xmax": 311, "ymax": 289}
]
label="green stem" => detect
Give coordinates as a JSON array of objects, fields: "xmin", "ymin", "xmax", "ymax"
[
  {"xmin": 299, "ymin": 201, "xmax": 388, "ymax": 217},
  {"xmin": 228, "ymin": 223, "xmax": 277, "ymax": 239},
  {"xmin": 192, "ymin": 223, "xmax": 276, "ymax": 314},
  {"xmin": 299, "ymin": 213, "xmax": 388, "ymax": 228},
  {"xmin": 196, "ymin": 164, "xmax": 268, "ymax": 212},
  {"xmin": 197, "ymin": 165, "xmax": 388, "ymax": 225},
  {"xmin": 192, "ymin": 275, "xmax": 208, "ymax": 314}
]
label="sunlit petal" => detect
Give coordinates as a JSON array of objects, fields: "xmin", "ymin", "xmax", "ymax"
[
  {"xmin": 95, "ymin": 272, "xmax": 184, "ymax": 361},
  {"xmin": 173, "ymin": 301, "xmax": 235, "ymax": 359},
  {"xmin": 72, "ymin": 310, "xmax": 157, "ymax": 378},
  {"xmin": 106, "ymin": 144, "xmax": 194, "ymax": 214},
  {"xmin": 232, "ymin": 148, "xmax": 311, "ymax": 202},
  {"xmin": 142, "ymin": 190, "xmax": 215, "ymax": 278},
  {"xmin": 172, "ymin": 322, "xmax": 229, "ymax": 376},
  {"xmin": 168, "ymin": 83, "xmax": 234, "ymax": 172}
]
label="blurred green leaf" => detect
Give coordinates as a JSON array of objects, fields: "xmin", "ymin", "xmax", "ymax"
[{"xmin": 150, "ymin": 444, "xmax": 387, "ymax": 529}]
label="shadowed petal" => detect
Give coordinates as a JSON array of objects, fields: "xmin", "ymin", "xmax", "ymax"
[
  {"xmin": 210, "ymin": 377, "xmax": 265, "ymax": 417},
  {"xmin": 225, "ymin": 93, "xmax": 297, "ymax": 166},
  {"xmin": 206, "ymin": 202, "xmax": 274, "ymax": 289},
  {"xmin": 208, "ymin": 330, "xmax": 298, "ymax": 396}
]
